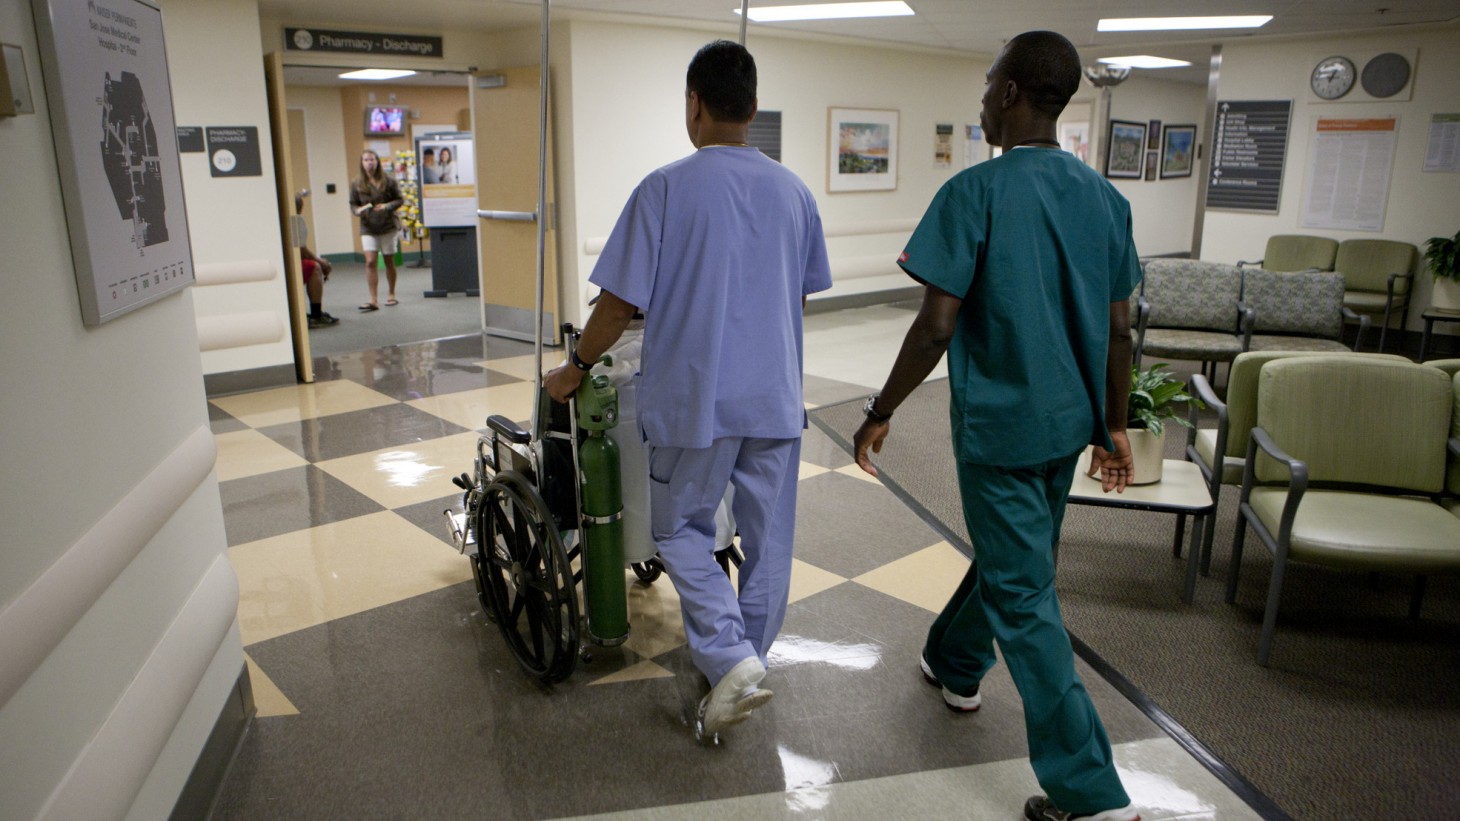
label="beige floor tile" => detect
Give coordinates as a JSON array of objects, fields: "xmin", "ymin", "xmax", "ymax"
[
  {"xmin": 834, "ymin": 463, "xmax": 884, "ymax": 485},
  {"xmin": 245, "ymin": 653, "xmax": 300, "ymax": 717},
  {"xmin": 209, "ymin": 380, "xmax": 398, "ymax": 428},
  {"xmin": 406, "ymin": 382, "xmax": 538, "ymax": 432},
  {"xmin": 622, "ymin": 574, "xmax": 688, "ymax": 660},
  {"xmin": 230, "ymin": 511, "xmax": 472, "ymax": 646},
  {"xmin": 798, "ymin": 461, "xmax": 830, "ymax": 480},
  {"xmin": 787, "ymin": 558, "xmax": 848, "ymax": 604},
  {"xmin": 589, "ymin": 658, "xmax": 676, "ymax": 686},
  {"xmin": 313, "ymin": 432, "xmax": 484, "ymax": 509},
  {"xmin": 852, "ymin": 541, "xmax": 968, "ymax": 613},
  {"xmin": 481, "ymin": 353, "xmax": 545, "ymax": 382},
  {"xmin": 214, "ymin": 429, "xmax": 309, "ymax": 482}
]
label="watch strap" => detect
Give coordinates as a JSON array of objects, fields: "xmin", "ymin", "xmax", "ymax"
[{"xmin": 570, "ymin": 350, "xmax": 594, "ymax": 372}]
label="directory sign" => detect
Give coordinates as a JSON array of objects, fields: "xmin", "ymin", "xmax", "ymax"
[{"xmin": 1206, "ymin": 100, "xmax": 1293, "ymax": 213}]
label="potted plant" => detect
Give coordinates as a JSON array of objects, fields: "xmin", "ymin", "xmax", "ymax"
[
  {"xmin": 1425, "ymin": 228, "xmax": 1460, "ymax": 313},
  {"xmin": 1124, "ymin": 363, "xmax": 1199, "ymax": 484}
]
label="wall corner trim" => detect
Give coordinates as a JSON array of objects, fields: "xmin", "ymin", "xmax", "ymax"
[{"xmin": 0, "ymin": 425, "xmax": 219, "ymax": 709}]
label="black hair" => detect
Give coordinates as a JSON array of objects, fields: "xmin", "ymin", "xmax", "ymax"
[
  {"xmin": 686, "ymin": 40, "xmax": 757, "ymax": 123},
  {"xmin": 423, "ymin": 148, "xmax": 435, "ymax": 158},
  {"xmin": 999, "ymin": 31, "xmax": 1081, "ymax": 119}
]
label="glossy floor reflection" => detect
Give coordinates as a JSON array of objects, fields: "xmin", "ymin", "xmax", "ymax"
[{"xmin": 211, "ymin": 314, "xmax": 1267, "ymax": 820}]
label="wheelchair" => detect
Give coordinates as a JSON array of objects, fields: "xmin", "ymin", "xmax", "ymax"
[{"xmin": 446, "ymin": 326, "xmax": 740, "ymax": 684}]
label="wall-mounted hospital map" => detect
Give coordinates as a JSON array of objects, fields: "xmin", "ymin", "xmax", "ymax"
[{"xmin": 33, "ymin": 0, "xmax": 193, "ymax": 325}]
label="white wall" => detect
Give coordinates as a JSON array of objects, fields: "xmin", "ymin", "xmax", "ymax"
[
  {"xmin": 0, "ymin": 0, "xmax": 239, "ymax": 817},
  {"xmin": 560, "ymin": 20, "xmax": 985, "ymax": 324},
  {"xmin": 1103, "ymin": 76, "xmax": 1207, "ymax": 257},
  {"xmin": 1201, "ymin": 28, "xmax": 1460, "ymax": 334},
  {"xmin": 285, "ymin": 85, "xmax": 354, "ymax": 256},
  {"xmin": 171, "ymin": 0, "xmax": 294, "ymax": 376}
]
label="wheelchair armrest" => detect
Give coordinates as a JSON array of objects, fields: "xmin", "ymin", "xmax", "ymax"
[{"xmin": 487, "ymin": 415, "xmax": 531, "ymax": 445}]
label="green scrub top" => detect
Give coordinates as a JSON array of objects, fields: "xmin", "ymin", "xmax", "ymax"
[{"xmin": 898, "ymin": 148, "xmax": 1141, "ymax": 467}]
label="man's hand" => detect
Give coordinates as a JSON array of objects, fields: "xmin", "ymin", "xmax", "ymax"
[
  {"xmin": 1087, "ymin": 430, "xmax": 1135, "ymax": 493},
  {"xmin": 320, "ymin": 259, "xmax": 332, "ymax": 279},
  {"xmin": 853, "ymin": 418, "xmax": 890, "ymax": 477},
  {"xmin": 544, "ymin": 363, "xmax": 586, "ymax": 403}
]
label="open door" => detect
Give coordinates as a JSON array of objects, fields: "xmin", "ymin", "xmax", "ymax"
[
  {"xmin": 263, "ymin": 51, "xmax": 313, "ymax": 382},
  {"xmin": 473, "ymin": 65, "xmax": 560, "ymax": 346}
]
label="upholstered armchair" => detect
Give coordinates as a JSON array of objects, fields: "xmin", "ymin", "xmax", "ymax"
[
  {"xmin": 1334, "ymin": 239, "xmax": 1418, "ymax": 352},
  {"xmin": 1227, "ymin": 358, "xmax": 1460, "ymax": 665},
  {"xmin": 1134, "ymin": 259, "xmax": 1250, "ymax": 375},
  {"xmin": 1185, "ymin": 351, "xmax": 1407, "ymax": 571},
  {"xmin": 1241, "ymin": 269, "xmax": 1366, "ymax": 353},
  {"xmin": 1237, "ymin": 235, "xmax": 1339, "ymax": 273}
]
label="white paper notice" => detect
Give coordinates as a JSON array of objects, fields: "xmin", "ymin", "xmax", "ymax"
[
  {"xmin": 1300, "ymin": 117, "xmax": 1397, "ymax": 233},
  {"xmin": 1424, "ymin": 113, "xmax": 1460, "ymax": 173}
]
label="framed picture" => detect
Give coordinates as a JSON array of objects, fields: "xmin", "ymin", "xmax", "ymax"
[
  {"xmin": 828, "ymin": 107, "xmax": 899, "ymax": 192},
  {"xmin": 1147, "ymin": 120, "xmax": 1162, "ymax": 150},
  {"xmin": 1144, "ymin": 151, "xmax": 1158, "ymax": 181},
  {"xmin": 1160, "ymin": 124, "xmax": 1197, "ymax": 179},
  {"xmin": 31, "ymin": 0, "xmax": 194, "ymax": 325},
  {"xmin": 1105, "ymin": 119, "xmax": 1146, "ymax": 179}
]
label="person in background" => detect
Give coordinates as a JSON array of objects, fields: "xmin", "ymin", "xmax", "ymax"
[
  {"xmin": 420, "ymin": 147, "xmax": 440, "ymax": 184},
  {"xmin": 349, "ymin": 149, "xmax": 402, "ymax": 311},
  {"xmin": 543, "ymin": 40, "xmax": 831, "ymax": 740},
  {"xmin": 850, "ymin": 30, "xmax": 1142, "ymax": 821},
  {"xmin": 295, "ymin": 194, "xmax": 337, "ymax": 328},
  {"xmin": 435, "ymin": 146, "xmax": 456, "ymax": 185}
]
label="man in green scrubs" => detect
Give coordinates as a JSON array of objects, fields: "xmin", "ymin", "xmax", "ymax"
[{"xmin": 852, "ymin": 31, "xmax": 1142, "ymax": 821}]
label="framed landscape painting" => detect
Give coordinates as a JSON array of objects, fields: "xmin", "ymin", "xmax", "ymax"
[
  {"xmin": 1105, "ymin": 119, "xmax": 1146, "ymax": 179},
  {"xmin": 1161, "ymin": 124, "xmax": 1196, "ymax": 179},
  {"xmin": 829, "ymin": 107, "xmax": 899, "ymax": 192}
]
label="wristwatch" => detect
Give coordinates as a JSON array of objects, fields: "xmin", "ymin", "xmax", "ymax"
[
  {"xmin": 569, "ymin": 350, "xmax": 594, "ymax": 372},
  {"xmin": 863, "ymin": 394, "xmax": 893, "ymax": 423}
]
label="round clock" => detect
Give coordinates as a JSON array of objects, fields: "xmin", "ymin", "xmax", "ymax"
[
  {"xmin": 1311, "ymin": 56, "xmax": 1355, "ymax": 100},
  {"xmin": 1361, "ymin": 52, "xmax": 1411, "ymax": 98}
]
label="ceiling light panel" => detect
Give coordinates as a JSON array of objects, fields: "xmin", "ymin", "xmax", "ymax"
[
  {"xmin": 1097, "ymin": 16, "xmax": 1273, "ymax": 32},
  {"xmin": 737, "ymin": 2, "xmax": 915, "ymax": 23},
  {"xmin": 339, "ymin": 68, "xmax": 418, "ymax": 80},
  {"xmin": 1098, "ymin": 55, "xmax": 1193, "ymax": 69}
]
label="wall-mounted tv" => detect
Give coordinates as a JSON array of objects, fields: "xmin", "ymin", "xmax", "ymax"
[{"xmin": 364, "ymin": 105, "xmax": 405, "ymax": 137}]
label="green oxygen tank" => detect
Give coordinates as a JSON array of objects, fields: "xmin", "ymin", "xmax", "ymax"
[{"xmin": 575, "ymin": 370, "xmax": 629, "ymax": 645}]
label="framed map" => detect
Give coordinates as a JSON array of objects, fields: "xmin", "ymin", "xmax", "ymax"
[{"xmin": 32, "ymin": 0, "xmax": 193, "ymax": 325}]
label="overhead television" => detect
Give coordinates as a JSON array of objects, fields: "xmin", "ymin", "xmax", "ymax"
[{"xmin": 364, "ymin": 105, "xmax": 405, "ymax": 137}]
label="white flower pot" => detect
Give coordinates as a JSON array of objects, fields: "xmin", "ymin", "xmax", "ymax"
[
  {"xmin": 1431, "ymin": 277, "xmax": 1460, "ymax": 313},
  {"xmin": 1127, "ymin": 427, "xmax": 1165, "ymax": 485}
]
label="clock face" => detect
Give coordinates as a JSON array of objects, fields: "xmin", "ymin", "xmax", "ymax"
[
  {"xmin": 1311, "ymin": 56, "xmax": 1356, "ymax": 100},
  {"xmin": 1361, "ymin": 52, "xmax": 1411, "ymax": 98}
]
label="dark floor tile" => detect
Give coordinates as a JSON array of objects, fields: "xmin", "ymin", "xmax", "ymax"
[
  {"xmin": 800, "ymin": 423, "xmax": 854, "ymax": 469},
  {"xmin": 804, "ymin": 372, "xmax": 873, "ymax": 410},
  {"xmin": 219, "ymin": 465, "xmax": 385, "ymax": 546},
  {"xmin": 393, "ymin": 492, "xmax": 467, "ymax": 549},
  {"xmin": 793, "ymin": 472, "xmax": 944, "ymax": 578},
  {"xmin": 256, "ymin": 403, "xmax": 470, "ymax": 462},
  {"xmin": 362, "ymin": 365, "xmax": 522, "ymax": 402},
  {"xmin": 209, "ymin": 403, "xmax": 249, "ymax": 434}
]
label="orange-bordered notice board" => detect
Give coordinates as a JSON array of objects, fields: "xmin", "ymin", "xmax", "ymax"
[{"xmin": 1300, "ymin": 117, "xmax": 1398, "ymax": 232}]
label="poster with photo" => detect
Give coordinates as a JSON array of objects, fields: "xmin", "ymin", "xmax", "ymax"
[
  {"xmin": 32, "ymin": 0, "xmax": 193, "ymax": 325},
  {"xmin": 416, "ymin": 133, "xmax": 478, "ymax": 227}
]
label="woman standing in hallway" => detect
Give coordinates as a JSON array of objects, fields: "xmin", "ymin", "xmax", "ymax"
[{"xmin": 350, "ymin": 150, "xmax": 403, "ymax": 311}]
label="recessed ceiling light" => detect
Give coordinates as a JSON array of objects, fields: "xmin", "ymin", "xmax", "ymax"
[
  {"xmin": 338, "ymin": 68, "xmax": 418, "ymax": 81},
  {"xmin": 735, "ymin": 2, "xmax": 915, "ymax": 23},
  {"xmin": 1098, "ymin": 56, "xmax": 1193, "ymax": 69},
  {"xmin": 1097, "ymin": 16, "xmax": 1272, "ymax": 32}
]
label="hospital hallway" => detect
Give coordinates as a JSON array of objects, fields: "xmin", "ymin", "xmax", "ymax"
[{"xmin": 208, "ymin": 300, "xmax": 1264, "ymax": 820}]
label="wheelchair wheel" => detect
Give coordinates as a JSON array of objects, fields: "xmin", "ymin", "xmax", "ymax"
[
  {"xmin": 476, "ymin": 470, "xmax": 580, "ymax": 683},
  {"xmin": 631, "ymin": 558, "xmax": 663, "ymax": 584}
]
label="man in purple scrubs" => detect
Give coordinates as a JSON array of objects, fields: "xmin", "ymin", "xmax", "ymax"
[{"xmin": 546, "ymin": 40, "xmax": 832, "ymax": 738}]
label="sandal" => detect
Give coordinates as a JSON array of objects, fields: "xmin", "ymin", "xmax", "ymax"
[
  {"xmin": 384, "ymin": 298, "xmax": 399, "ymax": 306},
  {"xmin": 358, "ymin": 303, "xmax": 379, "ymax": 312}
]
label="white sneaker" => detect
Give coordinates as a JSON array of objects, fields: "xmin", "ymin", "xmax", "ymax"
[
  {"xmin": 698, "ymin": 657, "xmax": 773, "ymax": 735},
  {"xmin": 1023, "ymin": 795, "xmax": 1139, "ymax": 821},
  {"xmin": 920, "ymin": 655, "xmax": 981, "ymax": 712}
]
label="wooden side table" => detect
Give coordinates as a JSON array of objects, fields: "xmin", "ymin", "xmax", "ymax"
[{"xmin": 1418, "ymin": 307, "xmax": 1460, "ymax": 362}]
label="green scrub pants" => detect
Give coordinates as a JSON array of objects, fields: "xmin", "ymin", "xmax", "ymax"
[{"xmin": 924, "ymin": 450, "xmax": 1130, "ymax": 815}]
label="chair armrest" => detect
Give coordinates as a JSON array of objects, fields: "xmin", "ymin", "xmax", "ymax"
[
  {"xmin": 1133, "ymin": 295, "xmax": 1151, "ymax": 369},
  {"xmin": 1387, "ymin": 271, "xmax": 1413, "ymax": 303},
  {"xmin": 1298, "ymin": 267, "xmax": 1322, "ymax": 274},
  {"xmin": 1188, "ymin": 373, "xmax": 1228, "ymax": 470},
  {"xmin": 1238, "ymin": 304, "xmax": 1255, "ymax": 350},
  {"xmin": 1343, "ymin": 308, "xmax": 1370, "ymax": 350},
  {"xmin": 1243, "ymin": 427, "xmax": 1310, "ymax": 549},
  {"xmin": 1236, "ymin": 258, "xmax": 1263, "ymax": 269},
  {"xmin": 1449, "ymin": 436, "xmax": 1460, "ymax": 459}
]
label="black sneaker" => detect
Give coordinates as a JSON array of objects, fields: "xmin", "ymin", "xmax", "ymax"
[
  {"xmin": 919, "ymin": 654, "xmax": 980, "ymax": 711},
  {"xmin": 1023, "ymin": 795, "xmax": 1138, "ymax": 821},
  {"xmin": 309, "ymin": 313, "xmax": 340, "ymax": 329}
]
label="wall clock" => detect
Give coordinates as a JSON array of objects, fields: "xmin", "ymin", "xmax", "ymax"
[
  {"xmin": 1361, "ymin": 52, "xmax": 1411, "ymax": 98},
  {"xmin": 1310, "ymin": 56, "xmax": 1355, "ymax": 99}
]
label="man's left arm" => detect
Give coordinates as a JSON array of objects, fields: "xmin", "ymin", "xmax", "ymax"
[{"xmin": 543, "ymin": 290, "xmax": 640, "ymax": 402}]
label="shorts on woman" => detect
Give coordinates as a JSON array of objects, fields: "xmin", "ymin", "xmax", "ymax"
[{"xmin": 361, "ymin": 232, "xmax": 398, "ymax": 255}]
